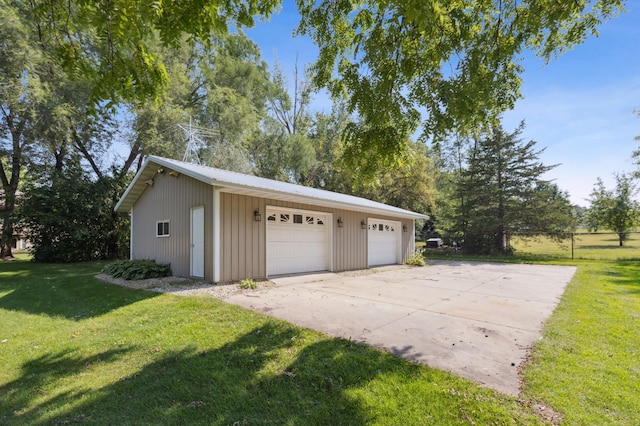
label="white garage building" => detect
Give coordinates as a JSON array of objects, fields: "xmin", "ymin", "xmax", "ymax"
[{"xmin": 115, "ymin": 156, "xmax": 427, "ymax": 283}]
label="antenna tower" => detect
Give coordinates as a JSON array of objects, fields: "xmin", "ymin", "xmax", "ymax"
[{"xmin": 180, "ymin": 118, "xmax": 205, "ymax": 164}]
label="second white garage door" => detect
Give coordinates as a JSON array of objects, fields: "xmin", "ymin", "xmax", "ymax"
[
  {"xmin": 368, "ymin": 218, "xmax": 401, "ymax": 266},
  {"xmin": 266, "ymin": 208, "xmax": 331, "ymax": 276}
]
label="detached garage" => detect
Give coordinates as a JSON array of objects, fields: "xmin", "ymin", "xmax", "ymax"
[{"xmin": 115, "ymin": 156, "xmax": 427, "ymax": 283}]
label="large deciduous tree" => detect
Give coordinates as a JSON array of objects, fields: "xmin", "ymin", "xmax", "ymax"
[
  {"xmin": 249, "ymin": 61, "xmax": 316, "ymax": 183},
  {"xmin": 0, "ymin": 0, "xmax": 42, "ymax": 257},
  {"xmin": 13, "ymin": 30, "xmax": 274, "ymax": 262},
  {"xmin": 340, "ymin": 139, "xmax": 437, "ymax": 214},
  {"xmin": 447, "ymin": 122, "xmax": 574, "ymax": 254},
  {"xmin": 21, "ymin": 0, "xmax": 279, "ymax": 105},
  {"xmin": 15, "ymin": 0, "xmax": 626, "ymax": 168},
  {"xmin": 4, "ymin": 0, "xmax": 277, "ymax": 260},
  {"xmin": 2, "ymin": 0, "xmax": 123, "ymax": 258},
  {"xmin": 296, "ymin": 0, "xmax": 625, "ymax": 172},
  {"xmin": 127, "ymin": 33, "xmax": 271, "ymax": 175},
  {"xmin": 586, "ymin": 174, "xmax": 640, "ymax": 246}
]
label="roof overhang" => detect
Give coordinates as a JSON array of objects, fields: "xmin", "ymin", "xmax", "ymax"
[{"xmin": 115, "ymin": 156, "xmax": 428, "ymax": 220}]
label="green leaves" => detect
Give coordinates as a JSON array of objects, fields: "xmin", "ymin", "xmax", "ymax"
[
  {"xmin": 296, "ymin": 0, "xmax": 625, "ymax": 168},
  {"xmin": 18, "ymin": 168, "xmax": 130, "ymax": 262},
  {"xmin": 586, "ymin": 174, "xmax": 640, "ymax": 245},
  {"xmin": 22, "ymin": 0, "xmax": 280, "ymax": 105},
  {"xmin": 103, "ymin": 259, "xmax": 172, "ymax": 280}
]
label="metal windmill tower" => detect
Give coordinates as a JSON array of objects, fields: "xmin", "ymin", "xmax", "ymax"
[
  {"xmin": 158, "ymin": 118, "xmax": 220, "ymax": 165},
  {"xmin": 180, "ymin": 118, "xmax": 207, "ymax": 164}
]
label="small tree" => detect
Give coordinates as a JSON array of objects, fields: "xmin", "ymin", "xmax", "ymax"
[{"xmin": 586, "ymin": 174, "xmax": 640, "ymax": 246}]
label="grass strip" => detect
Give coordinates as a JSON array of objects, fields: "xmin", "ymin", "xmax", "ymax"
[{"xmin": 521, "ymin": 260, "xmax": 640, "ymax": 424}]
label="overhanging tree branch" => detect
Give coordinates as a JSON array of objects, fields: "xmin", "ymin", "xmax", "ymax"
[{"xmin": 71, "ymin": 126, "xmax": 103, "ymax": 179}]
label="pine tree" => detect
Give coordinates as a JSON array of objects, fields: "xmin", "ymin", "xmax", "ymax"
[{"xmin": 454, "ymin": 122, "xmax": 573, "ymax": 254}]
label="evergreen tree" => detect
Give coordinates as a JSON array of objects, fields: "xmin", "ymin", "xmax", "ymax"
[{"xmin": 453, "ymin": 122, "xmax": 574, "ymax": 254}]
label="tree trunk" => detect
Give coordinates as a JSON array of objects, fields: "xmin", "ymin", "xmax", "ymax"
[
  {"xmin": 0, "ymin": 112, "xmax": 25, "ymax": 259},
  {"xmin": 619, "ymin": 232, "xmax": 624, "ymax": 247},
  {"xmin": 494, "ymin": 227, "xmax": 506, "ymax": 253},
  {"xmin": 0, "ymin": 192, "xmax": 16, "ymax": 258}
]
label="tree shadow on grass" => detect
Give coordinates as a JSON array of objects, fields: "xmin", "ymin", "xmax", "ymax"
[
  {"xmin": 0, "ymin": 347, "xmax": 135, "ymax": 425},
  {"xmin": 2, "ymin": 323, "xmax": 396, "ymax": 425},
  {"xmin": 0, "ymin": 260, "xmax": 158, "ymax": 320},
  {"xmin": 604, "ymin": 261, "xmax": 640, "ymax": 295},
  {"xmin": 576, "ymin": 245, "xmax": 637, "ymax": 251}
]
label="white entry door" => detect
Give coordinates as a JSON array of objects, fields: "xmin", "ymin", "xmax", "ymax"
[
  {"xmin": 190, "ymin": 206, "xmax": 205, "ymax": 278},
  {"xmin": 368, "ymin": 218, "xmax": 401, "ymax": 266},
  {"xmin": 266, "ymin": 208, "xmax": 330, "ymax": 276}
]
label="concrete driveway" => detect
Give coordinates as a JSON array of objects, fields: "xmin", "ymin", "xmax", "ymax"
[{"xmin": 225, "ymin": 260, "xmax": 577, "ymax": 395}]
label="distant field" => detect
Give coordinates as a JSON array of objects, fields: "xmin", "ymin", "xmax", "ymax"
[
  {"xmin": 511, "ymin": 232, "xmax": 640, "ymax": 260},
  {"xmin": 416, "ymin": 231, "xmax": 640, "ymax": 260}
]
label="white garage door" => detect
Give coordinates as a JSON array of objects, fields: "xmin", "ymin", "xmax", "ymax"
[
  {"xmin": 267, "ymin": 208, "xmax": 330, "ymax": 276},
  {"xmin": 368, "ymin": 218, "xmax": 401, "ymax": 266}
]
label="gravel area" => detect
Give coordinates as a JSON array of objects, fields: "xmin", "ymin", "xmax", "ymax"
[
  {"xmin": 96, "ymin": 267, "xmax": 397, "ymax": 299},
  {"xmin": 95, "ymin": 274, "xmax": 276, "ymax": 299}
]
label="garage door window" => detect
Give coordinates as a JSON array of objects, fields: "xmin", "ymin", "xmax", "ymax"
[
  {"xmin": 268, "ymin": 211, "xmax": 326, "ymax": 226},
  {"xmin": 369, "ymin": 223, "xmax": 395, "ymax": 232}
]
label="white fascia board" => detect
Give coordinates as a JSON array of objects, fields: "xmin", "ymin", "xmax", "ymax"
[
  {"xmin": 114, "ymin": 156, "xmax": 153, "ymax": 212},
  {"xmin": 129, "ymin": 207, "xmax": 133, "ymax": 260},
  {"xmin": 140, "ymin": 155, "xmax": 428, "ymax": 220},
  {"xmin": 149, "ymin": 156, "xmax": 216, "ymax": 186},
  {"xmin": 215, "ymin": 185, "xmax": 427, "ymax": 220}
]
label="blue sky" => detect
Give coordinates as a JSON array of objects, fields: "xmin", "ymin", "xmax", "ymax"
[{"xmin": 247, "ymin": 1, "xmax": 640, "ymax": 206}]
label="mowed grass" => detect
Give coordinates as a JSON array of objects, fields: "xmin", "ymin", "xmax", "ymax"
[
  {"xmin": 512, "ymin": 232, "xmax": 640, "ymax": 260},
  {"xmin": 0, "ymin": 260, "xmax": 540, "ymax": 425},
  {"xmin": 521, "ymin": 260, "xmax": 640, "ymax": 424},
  {"xmin": 1, "ymin": 258, "xmax": 638, "ymax": 425}
]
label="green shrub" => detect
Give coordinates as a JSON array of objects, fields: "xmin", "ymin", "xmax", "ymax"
[
  {"xmin": 406, "ymin": 251, "xmax": 425, "ymax": 266},
  {"xmin": 239, "ymin": 278, "xmax": 258, "ymax": 289},
  {"xmin": 103, "ymin": 259, "xmax": 171, "ymax": 280},
  {"xmin": 19, "ymin": 166, "xmax": 130, "ymax": 263}
]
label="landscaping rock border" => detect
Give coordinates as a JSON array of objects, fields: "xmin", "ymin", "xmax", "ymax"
[{"xmin": 95, "ymin": 274, "xmax": 276, "ymax": 299}]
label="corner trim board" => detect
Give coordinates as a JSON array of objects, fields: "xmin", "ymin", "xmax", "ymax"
[{"xmin": 213, "ymin": 186, "xmax": 221, "ymax": 283}]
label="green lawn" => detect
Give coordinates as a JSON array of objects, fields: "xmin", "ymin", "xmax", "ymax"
[
  {"xmin": 511, "ymin": 232, "xmax": 640, "ymax": 261},
  {"xmin": 1, "ymin": 258, "xmax": 638, "ymax": 424},
  {"xmin": 521, "ymin": 260, "xmax": 640, "ymax": 424}
]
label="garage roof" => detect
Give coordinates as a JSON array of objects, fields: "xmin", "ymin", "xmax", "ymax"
[{"xmin": 115, "ymin": 156, "xmax": 428, "ymax": 219}]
